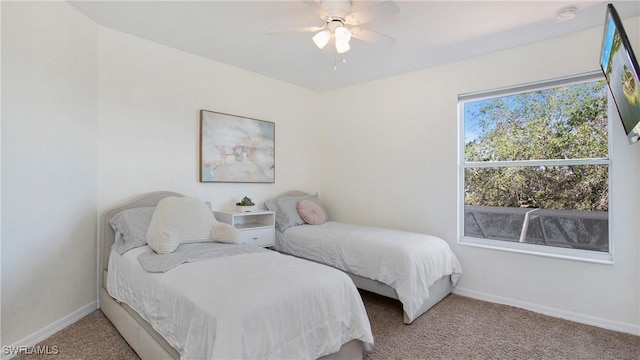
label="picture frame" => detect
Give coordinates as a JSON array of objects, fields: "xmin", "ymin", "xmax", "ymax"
[{"xmin": 199, "ymin": 110, "xmax": 275, "ymax": 183}]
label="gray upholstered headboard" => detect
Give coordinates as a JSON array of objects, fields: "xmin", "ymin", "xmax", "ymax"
[{"xmin": 100, "ymin": 191, "xmax": 183, "ymax": 277}]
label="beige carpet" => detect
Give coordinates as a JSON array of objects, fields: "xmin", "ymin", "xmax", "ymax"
[{"xmin": 15, "ymin": 291, "xmax": 639, "ymax": 359}]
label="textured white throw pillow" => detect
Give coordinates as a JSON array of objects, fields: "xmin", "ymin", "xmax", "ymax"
[
  {"xmin": 211, "ymin": 223, "xmax": 241, "ymax": 244},
  {"xmin": 146, "ymin": 196, "xmax": 218, "ymax": 254}
]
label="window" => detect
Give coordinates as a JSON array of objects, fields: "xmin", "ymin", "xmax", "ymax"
[{"xmin": 458, "ymin": 72, "xmax": 611, "ymax": 262}]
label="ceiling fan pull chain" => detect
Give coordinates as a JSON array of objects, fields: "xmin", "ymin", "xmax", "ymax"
[{"xmin": 334, "ymin": 55, "xmax": 347, "ymax": 71}]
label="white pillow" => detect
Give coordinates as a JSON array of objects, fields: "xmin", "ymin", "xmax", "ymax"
[
  {"xmin": 146, "ymin": 196, "xmax": 218, "ymax": 254},
  {"xmin": 211, "ymin": 223, "xmax": 241, "ymax": 244}
]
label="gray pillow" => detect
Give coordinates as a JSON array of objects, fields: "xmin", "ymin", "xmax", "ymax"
[
  {"xmin": 265, "ymin": 194, "xmax": 328, "ymax": 232},
  {"xmin": 109, "ymin": 207, "xmax": 155, "ymax": 254}
]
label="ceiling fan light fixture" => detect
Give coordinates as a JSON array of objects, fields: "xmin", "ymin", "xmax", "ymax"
[
  {"xmin": 334, "ymin": 26, "xmax": 352, "ymax": 43},
  {"xmin": 312, "ymin": 29, "xmax": 331, "ymax": 49},
  {"xmin": 335, "ymin": 38, "xmax": 351, "ymax": 54}
]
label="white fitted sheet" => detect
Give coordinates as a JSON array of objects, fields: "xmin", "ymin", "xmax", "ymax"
[
  {"xmin": 276, "ymin": 221, "xmax": 463, "ymax": 323},
  {"xmin": 107, "ymin": 245, "xmax": 373, "ymax": 359}
]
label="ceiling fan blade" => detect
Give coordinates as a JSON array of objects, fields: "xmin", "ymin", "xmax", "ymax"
[
  {"xmin": 345, "ymin": 0, "xmax": 399, "ymax": 26},
  {"xmin": 350, "ymin": 27, "xmax": 396, "ymax": 47},
  {"xmin": 267, "ymin": 25, "xmax": 325, "ymax": 36}
]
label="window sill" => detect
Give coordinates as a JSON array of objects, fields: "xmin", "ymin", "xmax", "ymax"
[{"xmin": 459, "ymin": 236, "xmax": 613, "ymax": 264}]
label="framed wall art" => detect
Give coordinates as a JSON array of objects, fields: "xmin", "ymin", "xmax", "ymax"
[{"xmin": 199, "ymin": 110, "xmax": 275, "ymax": 183}]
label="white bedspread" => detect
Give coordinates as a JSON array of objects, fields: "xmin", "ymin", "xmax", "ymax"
[
  {"xmin": 107, "ymin": 245, "xmax": 373, "ymax": 359},
  {"xmin": 276, "ymin": 222, "xmax": 463, "ymax": 323}
]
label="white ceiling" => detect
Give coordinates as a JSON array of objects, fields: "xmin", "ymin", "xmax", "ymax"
[{"xmin": 69, "ymin": 0, "xmax": 640, "ymax": 92}]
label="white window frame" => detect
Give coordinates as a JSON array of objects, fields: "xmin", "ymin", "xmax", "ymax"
[{"xmin": 457, "ymin": 71, "xmax": 613, "ymax": 264}]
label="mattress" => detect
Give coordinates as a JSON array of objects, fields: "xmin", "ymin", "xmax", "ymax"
[
  {"xmin": 107, "ymin": 245, "xmax": 373, "ymax": 359},
  {"xmin": 276, "ymin": 221, "xmax": 463, "ymax": 323}
]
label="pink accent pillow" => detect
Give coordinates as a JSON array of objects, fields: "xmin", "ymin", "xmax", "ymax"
[{"xmin": 297, "ymin": 200, "xmax": 327, "ymax": 225}]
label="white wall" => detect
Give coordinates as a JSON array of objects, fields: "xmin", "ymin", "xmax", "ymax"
[
  {"xmin": 97, "ymin": 27, "xmax": 322, "ymax": 218},
  {"xmin": 319, "ymin": 18, "xmax": 640, "ymax": 333},
  {"xmin": 1, "ymin": 1, "xmax": 98, "ymax": 347}
]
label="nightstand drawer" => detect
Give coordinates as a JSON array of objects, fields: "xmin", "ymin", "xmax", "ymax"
[{"xmin": 240, "ymin": 228, "xmax": 275, "ymax": 247}]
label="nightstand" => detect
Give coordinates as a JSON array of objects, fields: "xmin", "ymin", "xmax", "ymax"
[{"xmin": 213, "ymin": 210, "xmax": 275, "ymax": 248}]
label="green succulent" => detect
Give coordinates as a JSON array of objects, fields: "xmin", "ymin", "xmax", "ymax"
[{"xmin": 236, "ymin": 196, "xmax": 255, "ymax": 206}]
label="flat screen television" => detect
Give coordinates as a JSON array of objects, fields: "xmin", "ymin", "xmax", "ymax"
[{"xmin": 600, "ymin": 3, "xmax": 640, "ymax": 144}]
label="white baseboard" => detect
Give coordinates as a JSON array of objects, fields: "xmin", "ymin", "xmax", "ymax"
[
  {"xmin": 453, "ymin": 287, "xmax": 640, "ymax": 336},
  {"xmin": 1, "ymin": 301, "xmax": 97, "ymax": 360}
]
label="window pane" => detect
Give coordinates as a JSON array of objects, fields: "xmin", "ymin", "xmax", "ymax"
[
  {"xmin": 464, "ymin": 206, "xmax": 608, "ymax": 252},
  {"xmin": 464, "ymin": 81, "xmax": 608, "ymax": 161},
  {"xmin": 464, "ymin": 165, "xmax": 609, "ymax": 252}
]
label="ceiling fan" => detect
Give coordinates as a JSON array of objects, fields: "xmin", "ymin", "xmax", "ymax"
[{"xmin": 268, "ymin": 0, "xmax": 399, "ymax": 54}]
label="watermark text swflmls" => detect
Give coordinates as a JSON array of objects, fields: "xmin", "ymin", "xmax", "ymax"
[{"xmin": 2, "ymin": 345, "xmax": 59, "ymax": 356}]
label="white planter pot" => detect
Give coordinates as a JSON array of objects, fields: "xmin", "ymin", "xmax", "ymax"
[{"xmin": 237, "ymin": 205, "xmax": 256, "ymax": 212}]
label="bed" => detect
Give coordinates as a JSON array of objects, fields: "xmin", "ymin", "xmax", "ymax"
[
  {"xmin": 266, "ymin": 191, "xmax": 463, "ymax": 325},
  {"xmin": 99, "ymin": 191, "xmax": 373, "ymax": 359}
]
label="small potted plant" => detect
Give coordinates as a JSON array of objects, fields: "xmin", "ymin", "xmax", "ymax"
[{"xmin": 236, "ymin": 196, "xmax": 256, "ymax": 212}]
